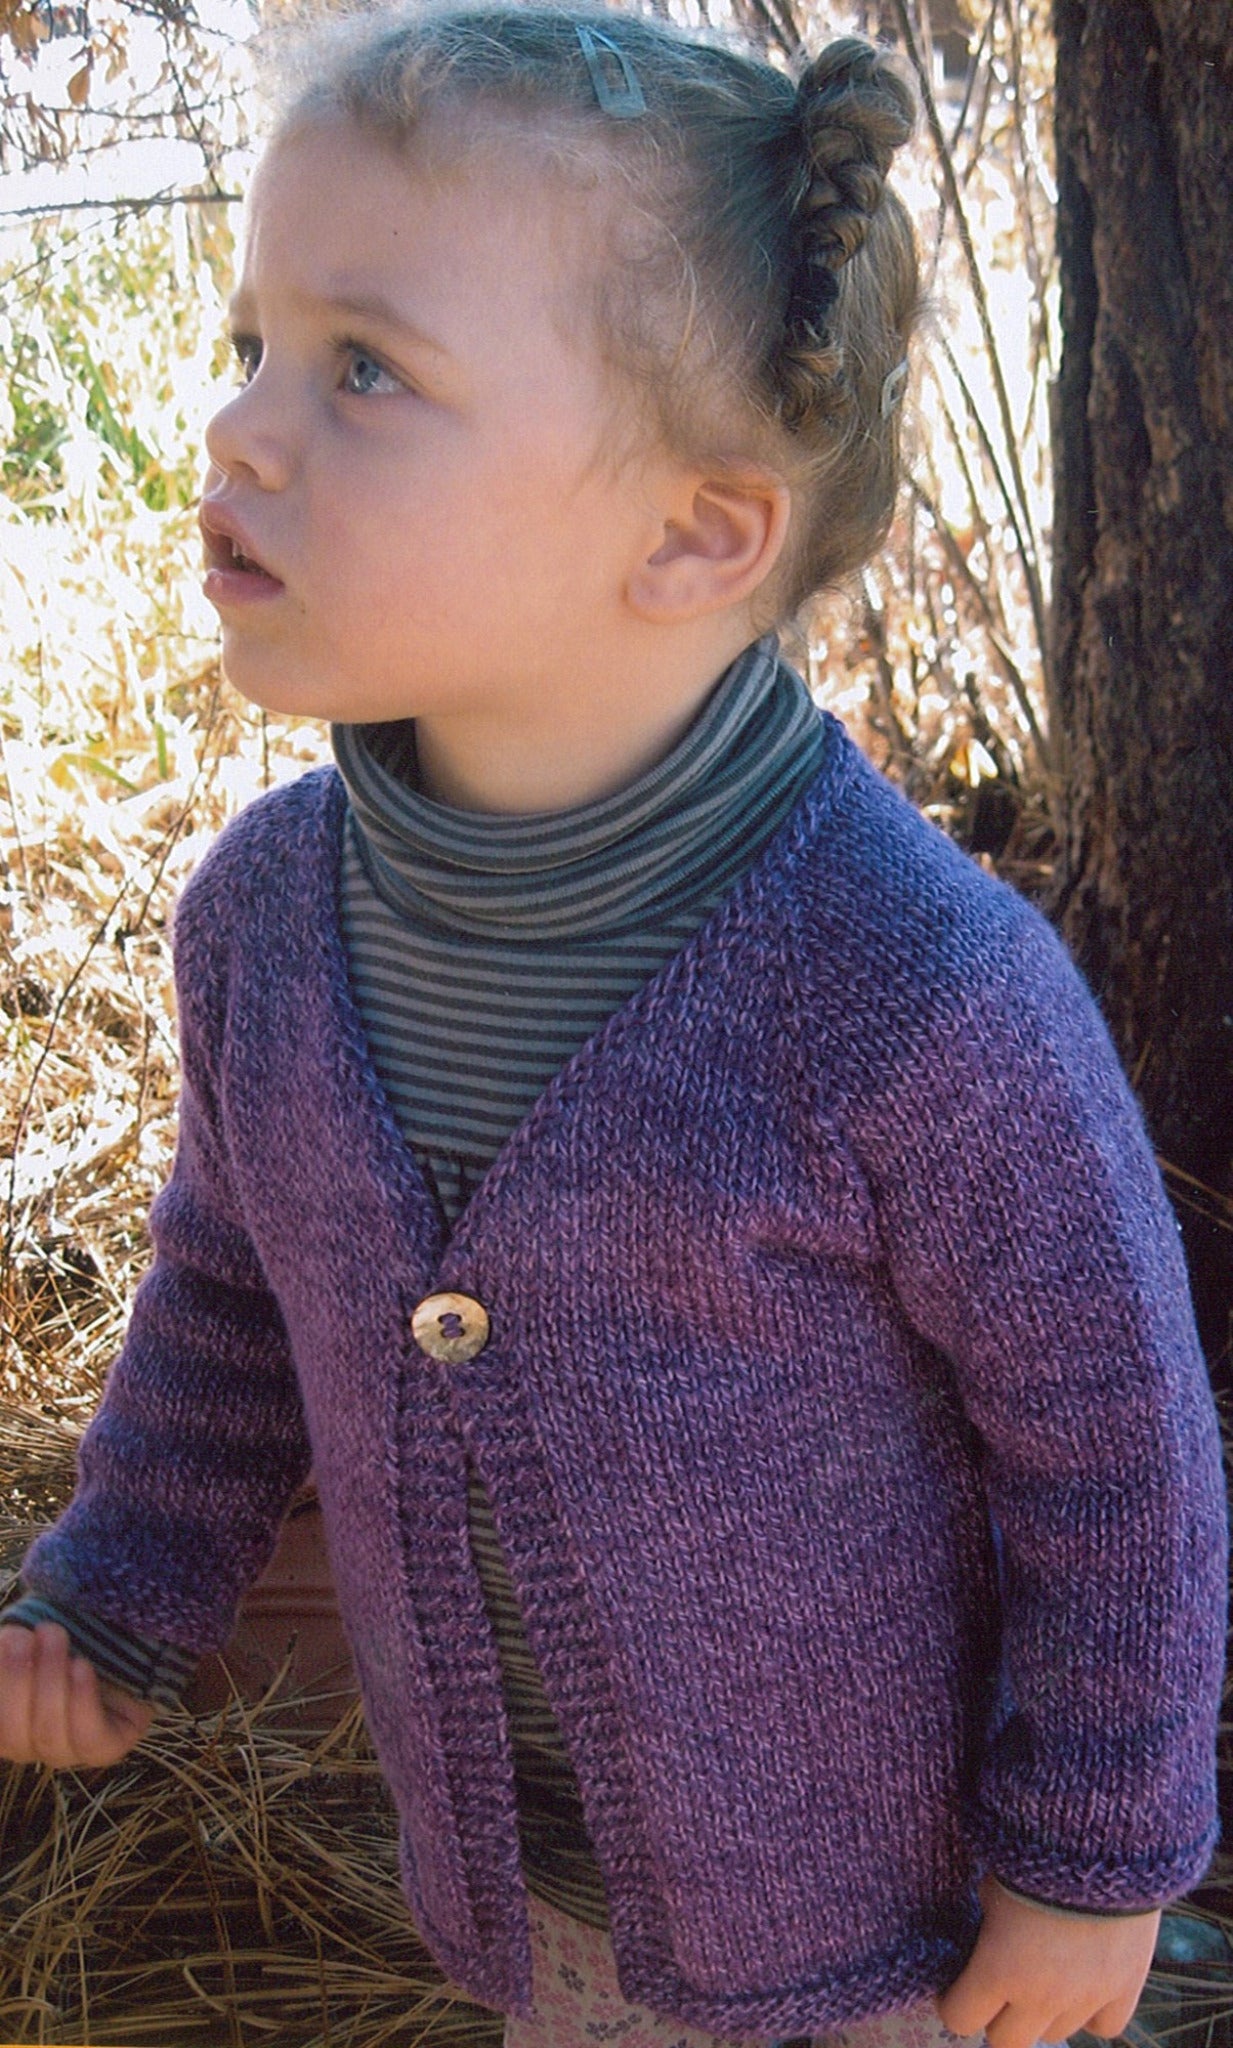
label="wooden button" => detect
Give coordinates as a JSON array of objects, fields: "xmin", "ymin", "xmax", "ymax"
[{"xmin": 411, "ymin": 1292, "xmax": 490, "ymax": 1364}]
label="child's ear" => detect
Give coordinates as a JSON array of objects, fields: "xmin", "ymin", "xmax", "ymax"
[{"xmin": 628, "ymin": 472, "xmax": 793, "ymax": 623}]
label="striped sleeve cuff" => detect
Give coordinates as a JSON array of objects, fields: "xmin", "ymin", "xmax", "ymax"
[{"xmin": 0, "ymin": 1592, "xmax": 196, "ymax": 1711}]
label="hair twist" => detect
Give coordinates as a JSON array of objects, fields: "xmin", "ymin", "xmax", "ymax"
[{"xmin": 777, "ymin": 37, "xmax": 915, "ymax": 432}]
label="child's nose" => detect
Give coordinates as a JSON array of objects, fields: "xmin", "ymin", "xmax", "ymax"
[{"xmin": 204, "ymin": 381, "xmax": 293, "ymax": 492}]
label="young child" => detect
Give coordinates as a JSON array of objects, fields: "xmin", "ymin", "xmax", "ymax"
[{"xmin": 0, "ymin": 8, "xmax": 1226, "ymax": 2048}]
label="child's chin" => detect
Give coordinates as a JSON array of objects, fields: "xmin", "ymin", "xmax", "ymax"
[{"xmin": 220, "ymin": 661, "xmax": 321, "ymax": 721}]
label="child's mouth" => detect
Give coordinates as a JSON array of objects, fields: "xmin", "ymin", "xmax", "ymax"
[
  {"xmin": 200, "ymin": 517, "xmax": 286, "ymax": 607},
  {"xmin": 231, "ymin": 545, "xmax": 277, "ymax": 580}
]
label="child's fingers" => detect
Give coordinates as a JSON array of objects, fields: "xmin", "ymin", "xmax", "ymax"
[
  {"xmin": 0, "ymin": 1622, "xmax": 147, "ymax": 1769},
  {"xmin": 95, "ymin": 1675, "xmax": 156, "ymax": 1751},
  {"xmin": 0, "ymin": 1622, "xmax": 155, "ymax": 1768},
  {"xmin": 934, "ymin": 1972, "xmax": 1005, "ymax": 2040},
  {"xmin": 67, "ymin": 1658, "xmax": 152, "ymax": 1765},
  {"xmin": 27, "ymin": 1621, "xmax": 80, "ymax": 1765},
  {"xmin": 0, "ymin": 1621, "xmax": 39, "ymax": 1761},
  {"xmin": 1083, "ymin": 1991, "xmax": 1144, "ymax": 2040}
]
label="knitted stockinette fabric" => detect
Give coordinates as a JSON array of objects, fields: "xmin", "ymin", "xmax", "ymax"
[{"xmin": 18, "ymin": 721, "xmax": 1228, "ymax": 2038}]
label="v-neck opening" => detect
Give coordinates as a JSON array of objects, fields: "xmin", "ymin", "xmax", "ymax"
[{"xmin": 315, "ymin": 710, "xmax": 854, "ymax": 1261}]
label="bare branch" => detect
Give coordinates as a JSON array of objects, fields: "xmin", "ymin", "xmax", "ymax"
[{"xmin": 0, "ymin": 188, "xmax": 240, "ymax": 219}]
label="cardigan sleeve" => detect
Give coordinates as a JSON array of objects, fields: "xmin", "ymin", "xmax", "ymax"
[
  {"xmin": 16, "ymin": 862, "xmax": 314, "ymax": 1657},
  {"xmin": 846, "ymin": 895, "xmax": 1228, "ymax": 1917}
]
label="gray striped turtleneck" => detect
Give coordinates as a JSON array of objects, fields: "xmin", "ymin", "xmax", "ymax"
[
  {"xmin": 331, "ymin": 634, "xmax": 829, "ymax": 1231},
  {"xmin": 332, "ymin": 635, "xmax": 829, "ymax": 1930}
]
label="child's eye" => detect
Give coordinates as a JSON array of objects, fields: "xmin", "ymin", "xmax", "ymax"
[
  {"xmin": 230, "ymin": 333, "xmax": 262, "ymax": 384},
  {"xmin": 335, "ymin": 341, "xmax": 403, "ymax": 397}
]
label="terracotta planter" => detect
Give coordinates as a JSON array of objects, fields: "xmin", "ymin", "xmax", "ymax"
[{"xmin": 185, "ymin": 1478, "xmax": 361, "ymax": 1731}]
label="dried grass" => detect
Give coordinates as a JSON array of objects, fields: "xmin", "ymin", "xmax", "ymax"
[
  {"xmin": 1, "ymin": 3, "xmax": 1231, "ymax": 2043},
  {"xmin": 0, "ymin": 1408, "xmax": 503, "ymax": 2048}
]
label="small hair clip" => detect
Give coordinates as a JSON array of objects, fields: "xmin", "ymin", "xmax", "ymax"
[
  {"xmin": 575, "ymin": 24, "xmax": 647, "ymax": 119},
  {"xmin": 880, "ymin": 358, "xmax": 909, "ymax": 419}
]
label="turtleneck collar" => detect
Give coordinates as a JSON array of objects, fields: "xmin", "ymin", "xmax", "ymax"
[{"xmin": 330, "ymin": 636, "xmax": 826, "ymax": 941}]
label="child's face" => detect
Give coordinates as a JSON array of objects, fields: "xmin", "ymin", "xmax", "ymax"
[{"xmin": 201, "ymin": 118, "xmax": 681, "ymax": 730}]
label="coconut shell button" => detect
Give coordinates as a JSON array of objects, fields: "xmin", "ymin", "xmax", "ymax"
[{"xmin": 411, "ymin": 1291, "xmax": 490, "ymax": 1364}]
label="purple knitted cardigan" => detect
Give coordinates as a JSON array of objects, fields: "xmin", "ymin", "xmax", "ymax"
[{"xmin": 21, "ymin": 720, "xmax": 1227, "ymax": 2037}]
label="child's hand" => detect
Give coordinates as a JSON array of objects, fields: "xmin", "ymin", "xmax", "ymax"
[
  {"xmin": 935, "ymin": 1874, "xmax": 1159, "ymax": 2048},
  {"xmin": 0, "ymin": 1620, "xmax": 155, "ymax": 1768}
]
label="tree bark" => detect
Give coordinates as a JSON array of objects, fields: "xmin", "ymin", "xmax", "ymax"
[{"xmin": 1049, "ymin": 0, "xmax": 1233, "ymax": 1393}]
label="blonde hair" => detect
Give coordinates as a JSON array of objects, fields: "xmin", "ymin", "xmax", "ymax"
[{"xmin": 257, "ymin": 3, "xmax": 921, "ymax": 617}]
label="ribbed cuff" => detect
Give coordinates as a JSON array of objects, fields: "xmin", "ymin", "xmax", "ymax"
[{"xmin": 0, "ymin": 1591, "xmax": 195, "ymax": 1710}]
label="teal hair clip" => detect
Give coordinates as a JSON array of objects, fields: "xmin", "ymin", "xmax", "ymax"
[{"xmin": 575, "ymin": 25, "xmax": 647, "ymax": 118}]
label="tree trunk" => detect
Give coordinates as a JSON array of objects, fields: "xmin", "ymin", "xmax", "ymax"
[{"xmin": 1049, "ymin": 0, "xmax": 1233, "ymax": 1395}]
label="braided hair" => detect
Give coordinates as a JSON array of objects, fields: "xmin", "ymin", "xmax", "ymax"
[
  {"xmin": 780, "ymin": 39, "xmax": 915, "ymax": 430},
  {"xmin": 258, "ymin": 4, "xmax": 921, "ymax": 617}
]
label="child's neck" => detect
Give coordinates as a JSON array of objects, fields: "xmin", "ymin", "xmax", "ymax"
[{"xmin": 411, "ymin": 622, "xmax": 763, "ymax": 816}]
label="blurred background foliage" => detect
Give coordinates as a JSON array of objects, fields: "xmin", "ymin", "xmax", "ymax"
[{"xmin": 1, "ymin": 2, "xmax": 1230, "ymax": 2043}]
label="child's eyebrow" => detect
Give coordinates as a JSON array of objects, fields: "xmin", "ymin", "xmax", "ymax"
[{"xmin": 226, "ymin": 282, "xmax": 454, "ymax": 360}]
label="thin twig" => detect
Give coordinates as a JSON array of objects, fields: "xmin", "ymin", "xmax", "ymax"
[
  {"xmin": 0, "ymin": 727, "xmax": 31, "ymax": 901},
  {"xmin": 0, "ymin": 190, "xmax": 241, "ymax": 220},
  {"xmin": 948, "ymin": 0, "xmax": 995, "ymax": 152},
  {"xmin": 907, "ymin": 477, "xmax": 1049, "ymax": 767},
  {"xmin": 889, "ymin": 0, "xmax": 1050, "ymax": 695},
  {"xmin": 936, "ymin": 330, "xmax": 1053, "ymax": 768}
]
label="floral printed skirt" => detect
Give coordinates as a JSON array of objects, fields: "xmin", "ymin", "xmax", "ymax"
[{"xmin": 503, "ymin": 1895, "xmax": 997, "ymax": 2048}]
